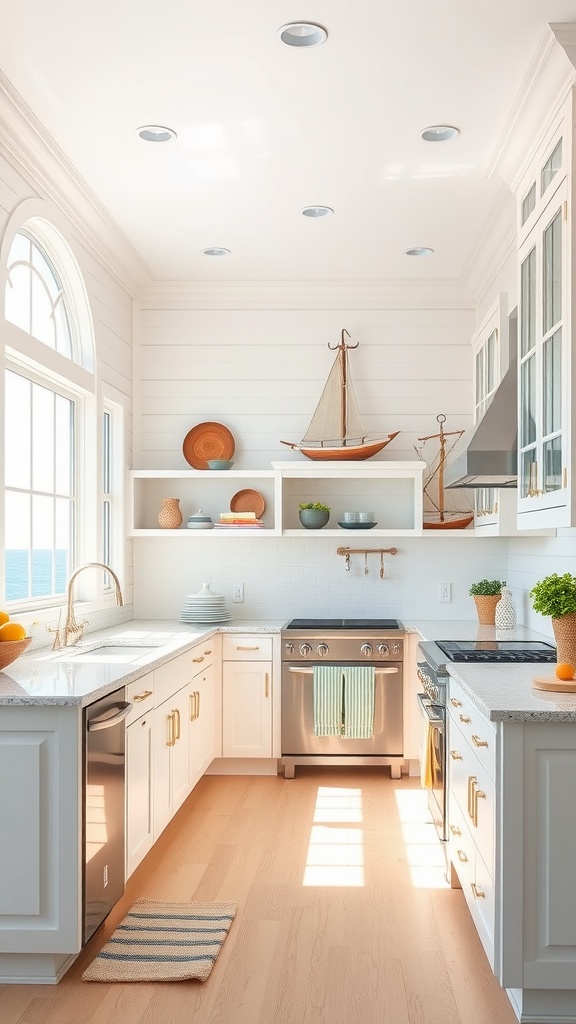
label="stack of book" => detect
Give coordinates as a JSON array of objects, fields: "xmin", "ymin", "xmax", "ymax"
[{"xmin": 215, "ymin": 512, "xmax": 265, "ymax": 529}]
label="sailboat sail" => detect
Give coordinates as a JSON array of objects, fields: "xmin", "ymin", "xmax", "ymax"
[
  {"xmin": 280, "ymin": 329, "xmax": 400, "ymax": 461},
  {"xmin": 302, "ymin": 348, "xmax": 367, "ymax": 444}
]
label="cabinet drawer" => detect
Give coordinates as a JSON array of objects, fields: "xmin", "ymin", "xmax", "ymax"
[
  {"xmin": 154, "ymin": 642, "xmax": 215, "ymax": 707},
  {"xmin": 126, "ymin": 673, "xmax": 154, "ymax": 725},
  {"xmin": 448, "ymin": 677, "xmax": 496, "ymax": 782},
  {"xmin": 222, "ymin": 634, "xmax": 272, "ymax": 661}
]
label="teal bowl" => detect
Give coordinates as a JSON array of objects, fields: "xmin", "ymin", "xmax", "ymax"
[{"xmin": 207, "ymin": 460, "xmax": 234, "ymax": 470}]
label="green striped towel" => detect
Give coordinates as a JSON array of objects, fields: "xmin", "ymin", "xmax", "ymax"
[
  {"xmin": 343, "ymin": 665, "xmax": 375, "ymax": 738},
  {"xmin": 313, "ymin": 665, "xmax": 343, "ymax": 736}
]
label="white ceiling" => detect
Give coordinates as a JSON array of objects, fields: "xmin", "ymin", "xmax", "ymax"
[{"xmin": 2, "ymin": 1, "xmax": 576, "ymax": 284}]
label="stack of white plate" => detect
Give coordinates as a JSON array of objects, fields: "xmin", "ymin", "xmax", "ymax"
[{"xmin": 179, "ymin": 582, "xmax": 232, "ymax": 623}]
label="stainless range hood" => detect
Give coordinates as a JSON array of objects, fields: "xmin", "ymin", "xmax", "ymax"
[{"xmin": 444, "ymin": 360, "xmax": 518, "ymax": 489}]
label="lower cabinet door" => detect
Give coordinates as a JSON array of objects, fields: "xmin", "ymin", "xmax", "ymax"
[
  {"xmin": 153, "ymin": 686, "xmax": 190, "ymax": 839},
  {"xmin": 126, "ymin": 713, "xmax": 154, "ymax": 878},
  {"xmin": 189, "ymin": 664, "xmax": 216, "ymax": 790},
  {"xmin": 222, "ymin": 661, "xmax": 272, "ymax": 757}
]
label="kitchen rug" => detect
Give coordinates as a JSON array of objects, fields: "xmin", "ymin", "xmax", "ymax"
[{"xmin": 82, "ymin": 899, "xmax": 237, "ymax": 982}]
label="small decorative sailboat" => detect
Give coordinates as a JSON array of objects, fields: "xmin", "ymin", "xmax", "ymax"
[
  {"xmin": 416, "ymin": 414, "xmax": 474, "ymax": 530},
  {"xmin": 280, "ymin": 329, "xmax": 399, "ymax": 461}
]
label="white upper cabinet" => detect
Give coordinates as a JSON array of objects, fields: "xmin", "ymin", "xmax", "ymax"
[
  {"xmin": 472, "ymin": 296, "xmax": 508, "ymax": 533},
  {"xmin": 516, "ymin": 103, "xmax": 574, "ymax": 529}
]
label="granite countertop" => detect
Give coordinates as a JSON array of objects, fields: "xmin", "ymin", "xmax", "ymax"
[{"xmin": 0, "ymin": 619, "xmax": 285, "ymax": 707}]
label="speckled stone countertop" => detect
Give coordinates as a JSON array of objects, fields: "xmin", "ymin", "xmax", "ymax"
[{"xmin": 0, "ymin": 619, "xmax": 285, "ymax": 707}]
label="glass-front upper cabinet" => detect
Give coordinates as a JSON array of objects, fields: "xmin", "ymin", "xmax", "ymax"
[
  {"xmin": 472, "ymin": 296, "xmax": 507, "ymax": 532},
  {"xmin": 517, "ymin": 112, "xmax": 569, "ymax": 528}
]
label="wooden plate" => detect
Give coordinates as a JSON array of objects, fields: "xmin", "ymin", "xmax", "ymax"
[
  {"xmin": 182, "ymin": 422, "xmax": 235, "ymax": 470},
  {"xmin": 230, "ymin": 489, "xmax": 266, "ymax": 517}
]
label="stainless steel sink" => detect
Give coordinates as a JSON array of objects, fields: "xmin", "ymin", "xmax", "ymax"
[{"xmin": 44, "ymin": 637, "xmax": 169, "ymax": 662}]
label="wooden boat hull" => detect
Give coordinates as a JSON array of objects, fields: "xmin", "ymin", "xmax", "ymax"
[
  {"xmin": 280, "ymin": 433, "xmax": 399, "ymax": 461},
  {"xmin": 423, "ymin": 513, "xmax": 474, "ymax": 530}
]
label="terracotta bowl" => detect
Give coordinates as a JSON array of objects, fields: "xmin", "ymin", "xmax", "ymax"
[{"xmin": 0, "ymin": 637, "xmax": 33, "ymax": 671}]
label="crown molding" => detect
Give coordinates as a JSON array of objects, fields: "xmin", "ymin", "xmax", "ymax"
[
  {"xmin": 0, "ymin": 71, "xmax": 151, "ymax": 296},
  {"xmin": 138, "ymin": 278, "xmax": 476, "ymax": 310},
  {"xmin": 488, "ymin": 26, "xmax": 575, "ymax": 191}
]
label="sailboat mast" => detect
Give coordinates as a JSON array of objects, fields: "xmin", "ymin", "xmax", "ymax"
[
  {"xmin": 330, "ymin": 327, "xmax": 357, "ymax": 445},
  {"xmin": 437, "ymin": 416, "xmax": 446, "ymax": 521}
]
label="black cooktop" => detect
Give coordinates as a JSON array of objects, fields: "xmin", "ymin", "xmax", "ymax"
[
  {"xmin": 435, "ymin": 640, "xmax": 556, "ymax": 663},
  {"xmin": 285, "ymin": 618, "xmax": 402, "ymax": 630}
]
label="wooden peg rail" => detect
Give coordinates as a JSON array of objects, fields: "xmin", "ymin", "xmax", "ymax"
[{"xmin": 337, "ymin": 546, "xmax": 398, "ymax": 578}]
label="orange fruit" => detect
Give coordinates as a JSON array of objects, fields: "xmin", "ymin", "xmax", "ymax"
[
  {"xmin": 0, "ymin": 621, "xmax": 26, "ymax": 641},
  {"xmin": 0, "ymin": 611, "xmax": 9, "ymax": 626},
  {"xmin": 555, "ymin": 662, "xmax": 575, "ymax": 681}
]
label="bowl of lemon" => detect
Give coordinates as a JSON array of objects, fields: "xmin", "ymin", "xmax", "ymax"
[{"xmin": 0, "ymin": 613, "xmax": 31, "ymax": 670}]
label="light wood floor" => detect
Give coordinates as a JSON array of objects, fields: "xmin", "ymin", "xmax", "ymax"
[{"xmin": 0, "ymin": 769, "xmax": 518, "ymax": 1024}]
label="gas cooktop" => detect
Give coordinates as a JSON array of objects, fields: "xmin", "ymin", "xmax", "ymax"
[
  {"xmin": 435, "ymin": 640, "xmax": 556, "ymax": 663},
  {"xmin": 284, "ymin": 618, "xmax": 402, "ymax": 630}
]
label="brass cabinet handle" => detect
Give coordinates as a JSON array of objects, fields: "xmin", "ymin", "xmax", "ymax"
[
  {"xmin": 133, "ymin": 690, "xmax": 153, "ymax": 702},
  {"xmin": 173, "ymin": 708, "xmax": 181, "ymax": 741},
  {"xmin": 471, "ymin": 734, "xmax": 489, "ymax": 748},
  {"xmin": 192, "ymin": 656, "xmax": 205, "ymax": 663},
  {"xmin": 167, "ymin": 712, "xmax": 175, "ymax": 747},
  {"xmin": 450, "ymin": 824, "xmax": 462, "ymax": 837},
  {"xmin": 204, "ymin": 649, "xmax": 212, "ymax": 656},
  {"xmin": 141, "ymin": 718, "xmax": 147, "ymax": 727},
  {"xmin": 457, "ymin": 849, "xmax": 468, "ymax": 863},
  {"xmin": 265, "ymin": 672, "xmax": 269, "ymax": 698},
  {"xmin": 471, "ymin": 882, "xmax": 486, "ymax": 900},
  {"xmin": 237, "ymin": 645, "xmax": 260, "ymax": 651},
  {"xmin": 467, "ymin": 776, "xmax": 477, "ymax": 819},
  {"xmin": 472, "ymin": 788, "xmax": 486, "ymax": 828},
  {"xmin": 450, "ymin": 749, "xmax": 463, "ymax": 761},
  {"xmin": 459, "ymin": 714, "xmax": 471, "ymax": 724},
  {"xmin": 196, "ymin": 689, "xmax": 201, "ymax": 718},
  {"xmin": 450, "ymin": 698, "xmax": 462, "ymax": 708},
  {"xmin": 190, "ymin": 692, "xmax": 196, "ymax": 722}
]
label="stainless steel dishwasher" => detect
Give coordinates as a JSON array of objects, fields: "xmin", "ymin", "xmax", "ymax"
[{"xmin": 83, "ymin": 688, "xmax": 132, "ymax": 944}]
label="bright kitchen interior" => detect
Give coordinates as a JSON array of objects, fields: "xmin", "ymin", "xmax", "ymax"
[{"xmin": 2, "ymin": 3, "xmax": 576, "ymax": 1022}]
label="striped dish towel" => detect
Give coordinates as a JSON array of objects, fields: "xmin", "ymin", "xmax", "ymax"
[
  {"xmin": 313, "ymin": 665, "xmax": 343, "ymax": 736},
  {"xmin": 343, "ymin": 665, "xmax": 375, "ymax": 738}
]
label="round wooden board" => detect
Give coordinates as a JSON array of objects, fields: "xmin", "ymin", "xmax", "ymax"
[
  {"xmin": 532, "ymin": 675, "xmax": 576, "ymax": 692},
  {"xmin": 230, "ymin": 488, "xmax": 266, "ymax": 517},
  {"xmin": 182, "ymin": 422, "xmax": 235, "ymax": 470}
]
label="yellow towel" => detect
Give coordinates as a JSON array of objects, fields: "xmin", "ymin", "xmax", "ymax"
[{"xmin": 421, "ymin": 723, "xmax": 435, "ymax": 789}]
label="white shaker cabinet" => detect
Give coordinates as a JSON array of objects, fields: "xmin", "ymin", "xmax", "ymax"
[
  {"xmin": 187, "ymin": 639, "xmax": 219, "ymax": 789},
  {"xmin": 516, "ymin": 100, "xmax": 575, "ymax": 529},
  {"xmin": 153, "ymin": 683, "xmax": 190, "ymax": 839},
  {"xmin": 125, "ymin": 673, "xmax": 154, "ymax": 879},
  {"xmin": 222, "ymin": 635, "xmax": 273, "ymax": 757}
]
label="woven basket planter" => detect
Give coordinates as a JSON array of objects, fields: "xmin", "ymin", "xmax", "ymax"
[
  {"xmin": 473, "ymin": 594, "xmax": 501, "ymax": 625},
  {"xmin": 552, "ymin": 613, "xmax": 576, "ymax": 667}
]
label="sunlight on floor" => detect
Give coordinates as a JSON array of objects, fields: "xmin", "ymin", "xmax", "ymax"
[
  {"xmin": 394, "ymin": 788, "xmax": 449, "ymax": 889},
  {"xmin": 303, "ymin": 786, "xmax": 365, "ymax": 886}
]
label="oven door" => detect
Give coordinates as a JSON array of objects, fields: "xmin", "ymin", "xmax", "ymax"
[
  {"xmin": 417, "ymin": 693, "xmax": 446, "ymax": 843},
  {"xmin": 282, "ymin": 663, "xmax": 403, "ymax": 756}
]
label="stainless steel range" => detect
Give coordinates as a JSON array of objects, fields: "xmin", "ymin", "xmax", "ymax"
[{"xmin": 281, "ymin": 618, "xmax": 404, "ymax": 780}]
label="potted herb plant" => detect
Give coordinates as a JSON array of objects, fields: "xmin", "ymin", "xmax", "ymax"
[
  {"xmin": 298, "ymin": 502, "xmax": 331, "ymax": 529},
  {"xmin": 469, "ymin": 579, "xmax": 505, "ymax": 625},
  {"xmin": 530, "ymin": 573, "xmax": 576, "ymax": 666}
]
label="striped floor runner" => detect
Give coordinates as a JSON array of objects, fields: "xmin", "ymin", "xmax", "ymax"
[{"xmin": 82, "ymin": 899, "xmax": 237, "ymax": 982}]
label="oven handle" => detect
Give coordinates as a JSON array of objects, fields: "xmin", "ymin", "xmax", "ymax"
[
  {"xmin": 286, "ymin": 665, "xmax": 399, "ymax": 675},
  {"xmin": 417, "ymin": 693, "xmax": 445, "ymax": 728}
]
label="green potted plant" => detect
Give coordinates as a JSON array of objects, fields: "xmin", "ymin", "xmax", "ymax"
[
  {"xmin": 530, "ymin": 573, "xmax": 576, "ymax": 666},
  {"xmin": 469, "ymin": 579, "xmax": 505, "ymax": 625},
  {"xmin": 298, "ymin": 502, "xmax": 331, "ymax": 529}
]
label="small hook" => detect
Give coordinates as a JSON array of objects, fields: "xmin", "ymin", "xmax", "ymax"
[
  {"xmin": 380, "ymin": 551, "xmax": 384, "ymax": 579},
  {"xmin": 364, "ymin": 552, "xmax": 369, "ymax": 575},
  {"xmin": 345, "ymin": 552, "xmax": 350, "ymax": 571}
]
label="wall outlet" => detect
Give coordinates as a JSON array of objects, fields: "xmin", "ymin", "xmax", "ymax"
[
  {"xmin": 233, "ymin": 583, "xmax": 244, "ymax": 603},
  {"xmin": 440, "ymin": 583, "xmax": 451, "ymax": 603}
]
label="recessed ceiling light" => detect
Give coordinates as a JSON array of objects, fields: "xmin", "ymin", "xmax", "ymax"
[
  {"xmin": 420, "ymin": 125, "xmax": 460, "ymax": 143},
  {"xmin": 301, "ymin": 206, "xmax": 334, "ymax": 218},
  {"xmin": 279, "ymin": 22, "xmax": 328, "ymax": 47},
  {"xmin": 405, "ymin": 247, "xmax": 434, "ymax": 257},
  {"xmin": 136, "ymin": 125, "xmax": 177, "ymax": 143},
  {"xmin": 201, "ymin": 247, "xmax": 231, "ymax": 257}
]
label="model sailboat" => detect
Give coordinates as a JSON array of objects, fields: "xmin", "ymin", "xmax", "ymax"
[
  {"xmin": 281, "ymin": 329, "xmax": 399, "ymax": 461},
  {"xmin": 416, "ymin": 414, "xmax": 474, "ymax": 529}
]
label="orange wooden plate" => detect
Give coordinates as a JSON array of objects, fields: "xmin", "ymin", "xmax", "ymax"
[
  {"xmin": 182, "ymin": 422, "xmax": 235, "ymax": 469},
  {"xmin": 230, "ymin": 489, "xmax": 266, "ymax": 517}
]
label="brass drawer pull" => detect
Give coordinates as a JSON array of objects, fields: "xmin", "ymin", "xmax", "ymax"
[
  {"xmin": 192, "ymin": 656, "xmax": 205, "ymax": 663},
  {"xmin": 467, "ymin": 776, "xmax": 477, "ymax": 819},
  {"xmin": 196, "ymin": 690, "xmax": 201, "ymax": 718},
  {"xmin": 471, "ymin": 882, "xmax": 486, "ymax": 900},
  {"xmin": 459, "ymin": 714, "xmax": 471, "ymax": 724},
  {"xmin": 167, "ymin": 712, "xmax": 175, "ymax": 747},
  {"xmin": 236, "ymin": 645, "xmax": 260, "ymax": 651},
  {"xmin": 204, "ymin": 649, "xmax": 212, "ymax": 656},
  {"xmin": 173, "ymin": 708, "xmax": 181, "ymax": 741},
  {"xmin": 265, "ymin": 672, "xmax": 269, "ymax": 699},
  {"xmin": 457, "ymin": 849, "xmax": 468, "ymax": 863},
  {"xmin": 133, "ymin": 690, "xmax": 153, "ymax": 702},
  {"xmin": 450, "ymin": 698, "xmax": 462, "ymax": 708},
  {"xmin": 472, "ymin": 788, "xmax": 486, "ymax": 828},
  {"xmin": 450, "ymin": 824, "xmax": 462, "ymax": 837},
  {"xmin": 471, "ymin": 735, "xmax": 489, "ymax": 748},
  {"xmin": 190, "ymin": 692, "xmax": 197, "ymax": 721},
  {"xmin": 450, "ymin": 749, "xmax": 463, "ymax": 760}
]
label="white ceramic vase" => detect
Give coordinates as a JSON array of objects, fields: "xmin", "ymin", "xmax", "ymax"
[{"xmin": 494, "ymin": 586, "xmax": 516, "ymax": 630}]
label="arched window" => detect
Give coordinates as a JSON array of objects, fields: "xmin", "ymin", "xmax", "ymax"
[{"xmin": 3, "ymin": 211, "xmax": 99, "ymax": 610}]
